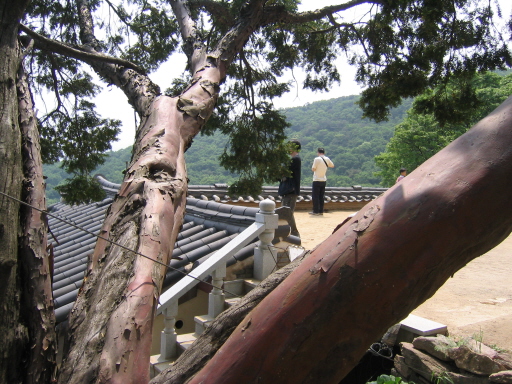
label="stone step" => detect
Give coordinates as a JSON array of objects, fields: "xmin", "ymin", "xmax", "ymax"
[
  {"xmin": 194, "ymin": 314, "xmax": 215, "ymax": 336},
  {"xmin": 177, "ymin": 332, "xmax": 197, "ymax": 352},
  {"xmin": 397, "ymin": 314, "xmax": 448, "ymax": 344},
  {"xmin": 400, "ymin": 314, "xmax": 447, "ymax": 336},
  {"xmin": 223, "ymin": 278, "xmax": 261, "ymax": 298},
  {"xmin": 225, "ymin": 297, "xmax": 241, "ymax": 309},
  {"xmin": 150, "ymin": 333, "xmax": 198, "ymax": 378},
  {"xmin": 150, "ymin": 354, "xmax": 177, "ymax": 377},
  {"xmin": 151, "ymin": 277, "xmax": 264, "ymax": 378},
  {"xmin": 243, "ymin": 278, "xmax": 261, "ymax": 291}
]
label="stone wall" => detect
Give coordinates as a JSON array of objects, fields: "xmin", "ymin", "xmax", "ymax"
[{"xmin": 392, "ymin": 335, "xmax": 512, "ymax": 384}]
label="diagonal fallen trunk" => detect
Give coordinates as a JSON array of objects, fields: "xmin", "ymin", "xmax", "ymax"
[
  {"xmin": 183, "ymin": 96, "xmax": 512, "ymax": 384},
  {"xmin": 151, "ymin": 251, "xmax": 309, "ymax": 384}
]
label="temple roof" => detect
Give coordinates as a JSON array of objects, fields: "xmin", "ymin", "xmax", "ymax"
[{"xmin": 49, "ymin": 177, "xmax": 299, "ymax": 323}]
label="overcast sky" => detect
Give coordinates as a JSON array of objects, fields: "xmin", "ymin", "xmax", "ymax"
[{"xmin": 92, "ymin": 0, "xmax": 511, "ymax": 150}]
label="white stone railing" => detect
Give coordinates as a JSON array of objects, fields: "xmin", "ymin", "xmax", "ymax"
[{"xmin": 156, "ymin": 199, "xmax": 279, "ymax": 359}]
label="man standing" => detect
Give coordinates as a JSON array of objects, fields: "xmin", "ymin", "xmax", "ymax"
[
  {"xmin": 279, "ymin": 139, "xmax": 301, "ymax": 236},
  {"xmin": 310, "ymin": 147, "xmax": 334, "ymax": 215}
]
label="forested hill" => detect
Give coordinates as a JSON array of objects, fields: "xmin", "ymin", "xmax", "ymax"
[
  {"xmin": 44, "ymin": 95, "xmax": 411, "ymax": 204},
  {"xmin": 283, "ymin": 95, "xmax": 411, "ymax": 188}
]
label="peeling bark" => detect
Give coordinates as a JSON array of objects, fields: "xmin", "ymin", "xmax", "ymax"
[
  {"xmin": 18, "ymin": 63, "xmax": 57, "ymax": 384},
  {"xmin": 0, "ymin": 1, "xmax": 32, "ymax": 382},
  {"xmin": 58, "ymin": 52, "xmax": 223, "ymax": 383},
  {"xmin": 184, "ymin": 97, "xmax": 512, "ymax": 384}
]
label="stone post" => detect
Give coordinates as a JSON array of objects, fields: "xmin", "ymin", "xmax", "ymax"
[
  {"xmin": 160, "ymin": 300, "xmax": 178, "ymax": 360},
  {"xmin": 208, "ymin": 264, "xmax": 226, "ymax": 318},
  {"xmin": 253, "ymin": 199, "xmax": 279, "ymax": 281}
]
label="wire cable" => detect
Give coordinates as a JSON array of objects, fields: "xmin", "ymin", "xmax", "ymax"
[{"xmin": 0, "ymin": 190, "xmax": 244, "ymax": 298}]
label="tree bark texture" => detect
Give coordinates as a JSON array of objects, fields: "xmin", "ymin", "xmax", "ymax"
[
  {"xmin": 150, "ymin": 251, "xmax": 308, "ymax": 384},
  {"xmin": 187, "ymin": 97, "xmax": 512, "ymax": 384},
  {"xmin": 0, "ymin": 1, "xmax": 32, "ymax": 382},
  {"xmin": 18, "ymin": 63, "xmax": 58, "ymax": 384},
  {"xmin": 57, "ymin": 1, "xmax": 286, "ymax": 382},
  {"xmin": 58, "ymin": 59, "xmax": 222, "ymax": 384}
]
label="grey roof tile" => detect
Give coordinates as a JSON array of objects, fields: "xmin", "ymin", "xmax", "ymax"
[{"xmin": 49, "ymin": 176, "xmax": 298, "ymax": 324}]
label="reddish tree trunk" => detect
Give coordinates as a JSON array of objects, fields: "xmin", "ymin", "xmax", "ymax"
[
  {"xmin": 18, "ymin": 64, "xmax": 57, "ymax": 384},
  {"xmin": 58, "ymin": 62, "xmax": 223, "ymax": 384},
  {"xmin": 186, "ymin": 97, "xmax": 512, "ymax": 384}
]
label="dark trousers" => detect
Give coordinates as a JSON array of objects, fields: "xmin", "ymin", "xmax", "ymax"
[
  {"xmin": 312, "ymin": 181, "xmax": 326, "ymax": 213},
  {"xmin": 281, "ymin": 194, "xmax": 299, "ymax": 236}
]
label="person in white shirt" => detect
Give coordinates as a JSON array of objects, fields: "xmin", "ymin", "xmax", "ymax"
[
  {"xmin": 395, "ymin": 168, "xmax": 407, "ymax": 183},
  {"xmin": 310, "ymin": 147, "xmax": 334, "ymax": 215}
]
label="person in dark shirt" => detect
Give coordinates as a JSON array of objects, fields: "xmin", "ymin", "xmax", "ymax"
[{"xmin": 280, "ymin": 139, "xmax": 301, "ymax": 237}]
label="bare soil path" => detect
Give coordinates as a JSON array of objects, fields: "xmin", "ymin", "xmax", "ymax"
[{"xmin": 294, "ymin": 210, "xmax": 512, "ymax": 351}]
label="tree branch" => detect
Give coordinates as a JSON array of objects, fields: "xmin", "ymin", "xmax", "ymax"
[
  {"xmin": 18, "ymin": 24, "xmax": 146, "ymax": 74},
  {"xmin": 262, "ymin": 0, "xmax": 381, "ymax": 26},
  {"xmin": 170, "ymin": 0, "xmax": 207, "ymax": 74},
  {"xmin": 189, "ymin": 0, "xmax": 234, "ymax": 27},
  {"xmin": 209, "ymin": 0, "xmax": 267, "ymax": 68},
  {"xmin": 74, "ymin": 0, "xmax": 160, "ymax": 118},
  {"xmin": 104, "ymin": 0, "xmax": 133, "ymax": 28},
  {"xmin": 48, "ymin": 55, "xmax": 66, "ymax": 115}
]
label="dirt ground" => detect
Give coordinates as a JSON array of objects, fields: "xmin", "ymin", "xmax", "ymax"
[{"xmin": 294, "ymin": 210, "xmax": 512, "ymax": 352}]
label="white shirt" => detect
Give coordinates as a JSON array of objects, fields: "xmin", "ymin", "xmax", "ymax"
[{"xmin": 312, "ymin": 155, "xmax": 334, "ymax": 181}]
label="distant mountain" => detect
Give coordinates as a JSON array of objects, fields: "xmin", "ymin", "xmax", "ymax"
[
  {"xmin": 44, "ymin": 95, "xmax": 411, "ymax": 204},
  {"xmin": 44, "ymin": 147, "xmax": 132, "ymax": 205},
  {"xmin": 283, "ymin": 95, "xmax": 411, "ymax": 188}
]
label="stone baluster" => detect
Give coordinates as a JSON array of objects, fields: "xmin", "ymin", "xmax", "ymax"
[
  {"xmin": 160, "ymin": 300, "xmax": 178, "ymax": 360},
  {"xmin": 208, "ymin": 264, "xmax": 226, "ymax": 318},
  {"xmin": 254, "ymin": 199, "xmax": 279, "ymax": 281}
]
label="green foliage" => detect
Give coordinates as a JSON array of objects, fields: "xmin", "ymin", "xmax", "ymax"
[
  {"xmin": 187, "ymin": 95, "xmax": 411, "ymax": 190},
  {"xmin": 54, "ymin": 175, "xmax": 106, "ymax": 205},
  {"xmin": 367, "ymin": 374, "xmax": 410, "ymax": 384},
  {"xmin": 355, "ymin": 0, "xmax": 511, "ymax": 121},
  {"xmin": 40, "ymin": 99, "xmax": 121, "ymax": 205},
  {"xmin": 44, "ymin": 146, "xmax": 132, "ymax": 205},
  {"xmin": 25, "ymin": 0, "xmax": 511, "ymax": 201},
  {"xmin": 119, "ymin": 4, "xmax": 179, "ymax": 71},
  {"xmin": 375, "ymin": 71, "xmax": 512, "ymax": 186},
  {"xmin": 219, "ymin": 106, "xmax": 291, "ymax": 195}
]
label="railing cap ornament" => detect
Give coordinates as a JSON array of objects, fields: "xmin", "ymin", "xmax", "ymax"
[{"xmin": 259, "ymin": 199, "xmax": 275, "ymax": 213}]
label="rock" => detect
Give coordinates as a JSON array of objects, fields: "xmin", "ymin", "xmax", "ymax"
[
  {"xmin": 382, "ymin": 323, "xmax": 401, "ymax": 347},
  {"xmin": 451, "ymin": 345, "xmax": 511, "ymax": 376},
  {"xmin": 495, "ymin": 354, "xmax": 512, "ymax": 371},
  {"xmin": 490, "ymin": 370, "xmax": 512, "ymax": 383},
  {"xmin": 413, "ymin": 335, "xmax": 456, "ymax": 362},
  {"xmin": 464, "ymin": 340, "xmax": 499, "ymax": 358},
  {"xmin": 394, "ymin": 355, "xmax": 414, "ymax": 379},
  {"xmin": 400, "ymin": 342, "xmax": 456, "ymax": 381},
  {"xmin": 445, "ymin": 371, "xmax": 491, "ymax": 384}
]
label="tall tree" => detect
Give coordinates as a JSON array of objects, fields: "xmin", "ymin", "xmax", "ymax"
[
  {"xmin": 0, "ymin": 2, "xmax": 29, "ymax": 382},
  {"xmin": 3, "ymin": 0, "xmax": 510, "ymax": 383},
  {"xmin": 376, "ymin": 72, "xmax": 512, "ymax": 185},
  {"xmin": 0, "ymin": 1, "xmax": 57, "ymax": 383}
]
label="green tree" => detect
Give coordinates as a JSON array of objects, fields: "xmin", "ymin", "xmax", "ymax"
[
  {"xmin": 1, "ymin": 1, "xmax": 511, "ymax": 384},
  {"xmin": 51, "ymin": 100, "xmax": 121, "ymax": 204},
  {"xmin": 376, "ymin": 72, "xmax": 512, "ymax": 186}
]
